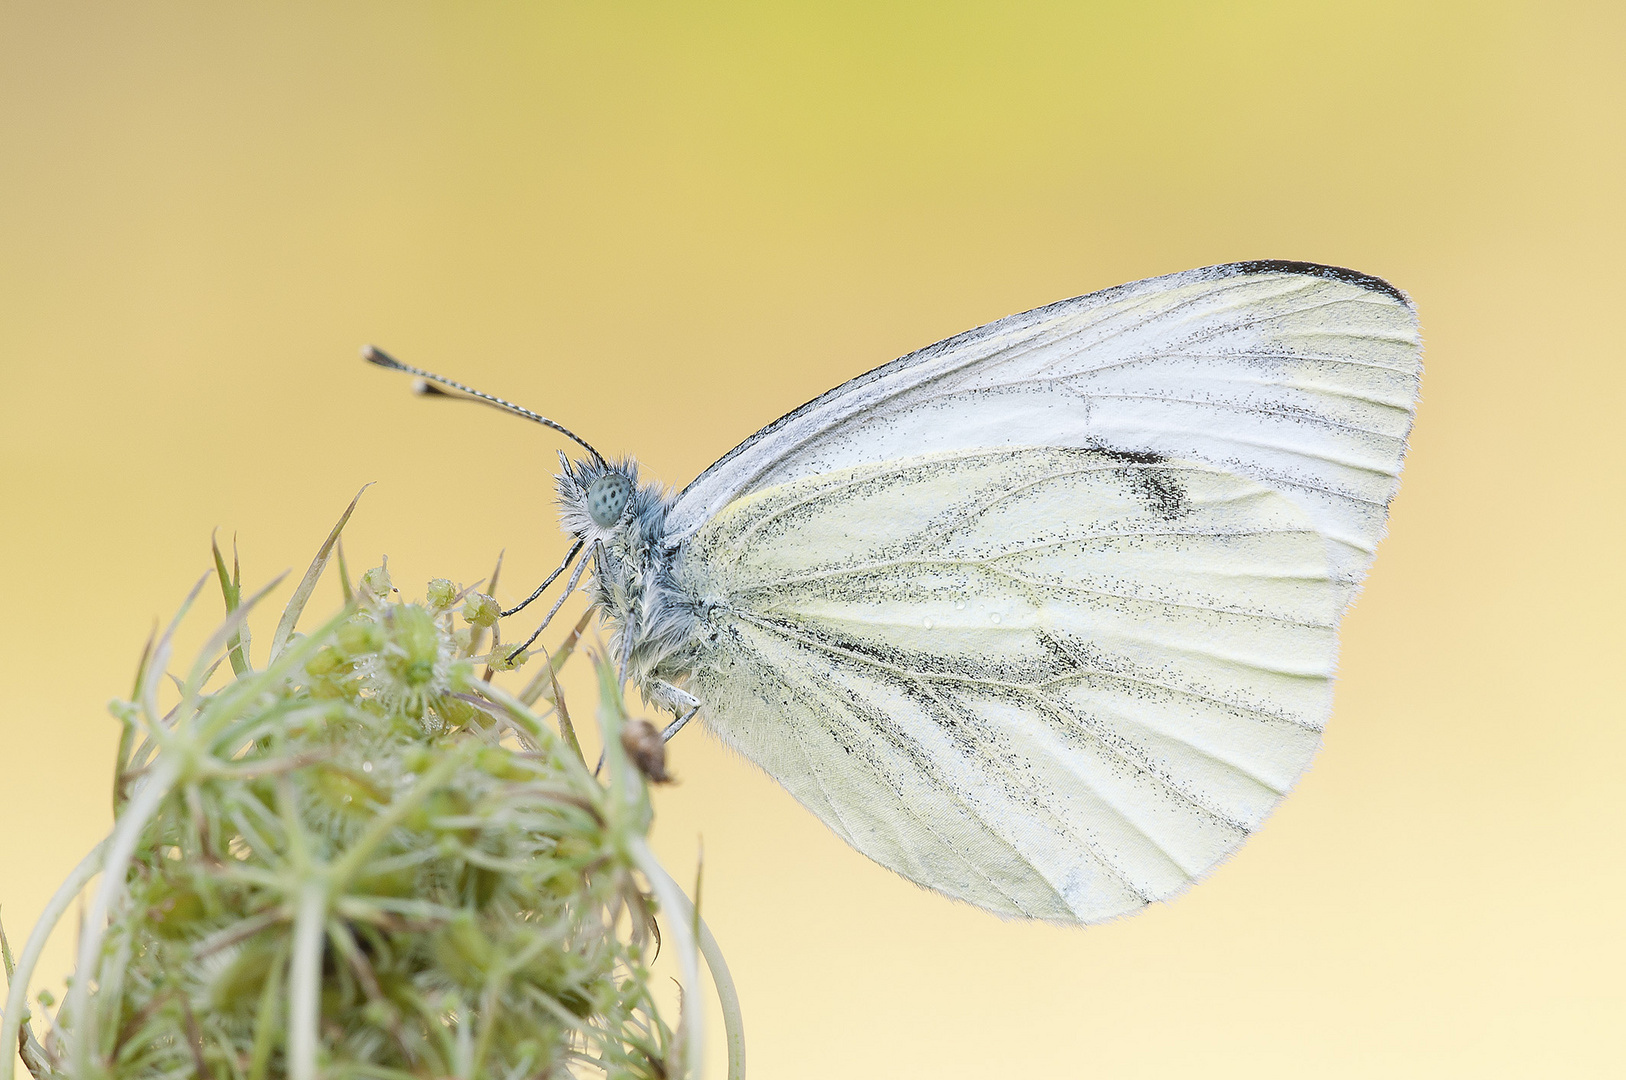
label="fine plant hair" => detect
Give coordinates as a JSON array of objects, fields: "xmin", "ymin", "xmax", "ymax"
[{"xmin": 0, "ymin": 498, "xmax": 743, "ymax": 1080}]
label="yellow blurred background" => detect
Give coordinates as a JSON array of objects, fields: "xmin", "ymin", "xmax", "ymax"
[{"xmin": 2, "ymin": 2, "xmax": 1621, "ymax": 1076}]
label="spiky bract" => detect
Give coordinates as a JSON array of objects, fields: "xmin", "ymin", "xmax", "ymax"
[{"xmin": 3, "ymin": 533, "xmax": 696, "ymax": 1080}]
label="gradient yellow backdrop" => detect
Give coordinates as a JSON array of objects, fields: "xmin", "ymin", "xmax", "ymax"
[{"xmin": 2, "ymin": 3, "xmax": 1621, "ymax": 1077}]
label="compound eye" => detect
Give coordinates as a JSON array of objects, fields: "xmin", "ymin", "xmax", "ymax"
[{"xmin": 587, "ymin": 473, "xmax": 633, "ymax": 528}]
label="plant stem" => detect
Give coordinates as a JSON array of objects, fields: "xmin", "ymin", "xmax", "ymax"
[
  {"xmin": 0, "ymin": 839, "xmax": 108, "ymax": 1080},
  {"xmin": 288, "ymin": 879, "xmax": 328, "ymax": 1080},
  {"xmin": 67, "ymin": 755, "xmax": 181, "ymax": 1080},
  {"xmin": 638, "ymin": 855, "xmax": 746, "ymax": 1080},
  {"xmin": 628, "ymin": 838, "xmax": 703, "ymax": 1080},
  {"xmin": 698, "ymin": 914, "xmax": 746, "ymax": 1080}
]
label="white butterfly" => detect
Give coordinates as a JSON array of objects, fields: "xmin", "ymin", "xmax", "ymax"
[{"xmin": 368, "ymin": 260, "xmax": 1422, "ymax": 925}]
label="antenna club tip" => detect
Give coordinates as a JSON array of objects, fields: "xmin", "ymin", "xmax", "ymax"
[{"xmin": 361, "ymin": 344, "xmax": 400, "ymax": 369}]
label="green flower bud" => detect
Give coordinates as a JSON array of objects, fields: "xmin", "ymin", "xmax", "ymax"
[
  {"xmin": 488, "ymin": 644, "xmax": 528, "ymax": 672},
  {"xmin": 435, "ymin": 696, "xmax": 479, "ymax": 731},
  {"xmin": 360, "ymin": 563, "xmax": 392, "ymax": 599},
  {"xmin": 336, "ymin": 617, "xmax": 384, "ymax": 656},
  {"xmin": 304, "ymin": 644, "xmax": 348, "ymax": 678},
  {"xmin": 463, "ymin": 592, "xmax": 500, "ymax": 628},
  {"xmin": 387, "ymin": 605, "xmax": 443, "ymax": 686},
  {"xmin": 425, "ymin": 578, "xmax": 457, "ymax": 611}
]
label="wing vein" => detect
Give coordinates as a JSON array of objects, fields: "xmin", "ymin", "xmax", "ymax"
[{"xmin": 763, "ymin": 636, "xmax": 1069, "ymax": 912}]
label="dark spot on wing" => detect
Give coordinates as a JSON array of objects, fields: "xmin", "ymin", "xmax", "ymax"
[
  {"xmin": 1133, "ymin": 469, "xmax": 1189, "ymax": 520},
  {"xmin": 1035, "ymin": 628, "xmax": 1077, "ymax": 669},
  {"xmin": 1097, "ymin": 447, "xmax": 1190, "ymax": 520},
  {"xmin": 1097, "ymin": 448, "xmax": 1163, "ymax": 465}
]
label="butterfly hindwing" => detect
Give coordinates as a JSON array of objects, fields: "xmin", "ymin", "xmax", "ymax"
[{"xmin": 674, "ymin": 447, "xmax": 1341, "ymax": 924}]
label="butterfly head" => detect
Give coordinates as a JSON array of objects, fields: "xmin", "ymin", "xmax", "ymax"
[{"xmin": 555, "ymin": 453, "xmax": 670, "ymax": 550}]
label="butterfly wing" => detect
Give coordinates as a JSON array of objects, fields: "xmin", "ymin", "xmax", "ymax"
[
  {"xmin": 668, "ymin": 261, "xmax": 1421, "ymax": 607},
  {"xmin": 674, "ymin": 447, "xmax": 1340, "ymax": 923}
]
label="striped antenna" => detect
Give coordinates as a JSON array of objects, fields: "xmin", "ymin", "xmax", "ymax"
[{"xmin": 361, "ymin": 345, "xmax": 607, "ymax": 465}]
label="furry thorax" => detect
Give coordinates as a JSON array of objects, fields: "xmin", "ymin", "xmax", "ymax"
[{"xmin": 555, "ymin": 452, "xmax": 705, "ymax": 715}]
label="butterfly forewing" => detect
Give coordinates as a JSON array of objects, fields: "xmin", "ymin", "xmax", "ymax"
[
  {"xmin": 675, "ymin": 447, "xmax": 1341, "ymax": 924},
  {"xmin": 668, "ymin": 263, "xmax": 1421, "ymax": 609}
]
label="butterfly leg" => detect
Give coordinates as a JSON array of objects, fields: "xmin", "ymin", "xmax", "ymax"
[
  {"xmin": 645, "ymin": 679, "xmax": 699, "ymax": 711},
  {"xmin": 503, "ymin": 545, "xmax": 593, "ymax": 663},
  {"xmin": 642, "ymin": 679, "xmax": 702, "ymax": 742},
  {"xmin": 661, "ymin": 705, "xmax": 701, "ymax": 743},
  {"xmin": 500, "ymin": 538, "xmax": 585, "ymax": 617}
]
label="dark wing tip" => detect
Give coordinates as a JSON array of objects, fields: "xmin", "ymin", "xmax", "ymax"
[{"xmin": 1214, "ymin": 260, "xmax": 1411, "ymax": 306}]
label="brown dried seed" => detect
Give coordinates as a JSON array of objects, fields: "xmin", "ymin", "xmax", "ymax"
[{"xmin": 620, "ymin": 719, "xmax": 672, "ymax": 784}]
